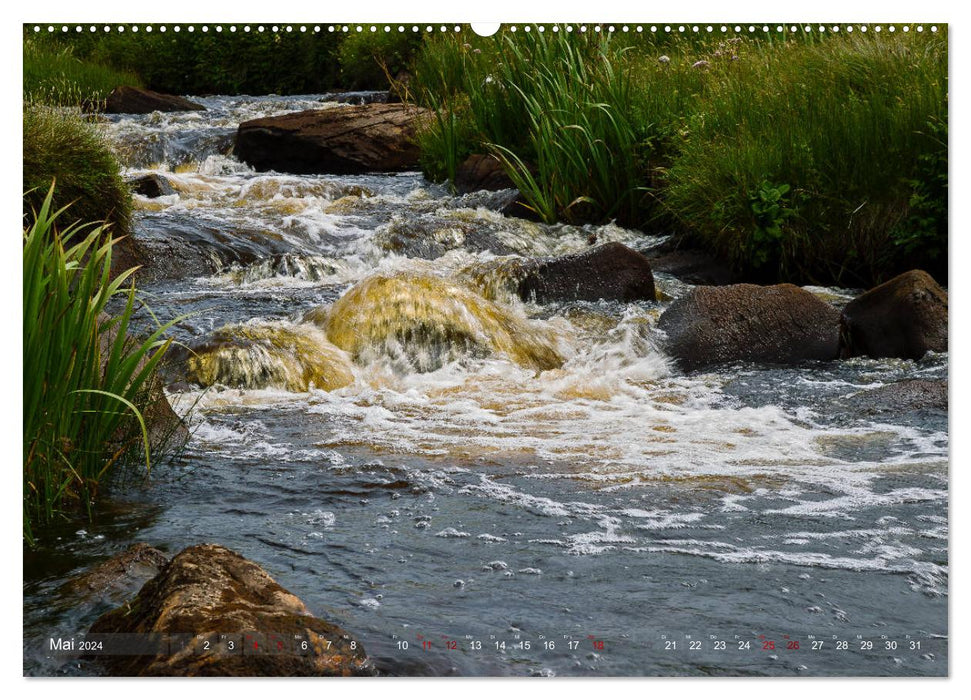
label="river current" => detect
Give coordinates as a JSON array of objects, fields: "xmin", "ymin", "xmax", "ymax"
[{"xmin": 23, "ymin": 95, "xmax": 948, "ymax": 677}]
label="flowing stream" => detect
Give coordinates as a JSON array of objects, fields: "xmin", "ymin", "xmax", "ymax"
[{"xmin": 23, "ymin": 95, "xmax": 948, "ymax": 677}]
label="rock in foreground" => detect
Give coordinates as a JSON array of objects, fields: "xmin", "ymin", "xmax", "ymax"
[
  {"xmin": 89, "ymin": 544, "xmax": 373, "ymax": 676},
  {"xmin": 235, "ymin": 103, "xmax": 429, "ymax": 174},
  {"xmin": 105, "ymin": 86, "xmax": 205, "ymax": 114},
  {"xmin": 657, "ymin": 283, "xmax": 841, "ymax": 371},
  {"xmin": 840, "ymin": 269, "xmax": 948, "ymax": 360}
]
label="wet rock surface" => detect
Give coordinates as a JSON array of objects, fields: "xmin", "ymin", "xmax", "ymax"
[
  {"xmin": 840, "ymin": 269, "xmax": 948, "ymax": 360},
  {"xmin": 111, "ymin": 215, "xmax": 298, "ymax": 284},
  {"xmin": 643, "ymin": 239, "xmax": 737, "ymax": 286},
  {"xmin": 454, "ymin": 154, "xmax": 516, "ymax": 194},
  {"xmin": 104, "ymin": 86, "xmax": 205, "ymax": 114},
  {"xmin": 126, "ymin": 173, "xmax": 176, "ymax": 199},
  {"xmin": 844, "ymin": 379, "xmax": 948, "ymax": 415},
  {"xmin": 62, "ymin": 544, "xmax": 169, "ymax": 603},
  {"xmin": 89, "ymin": 544, "xmax": 373, "ymax": 676},
  {"xmin": 235, "ymin": 103, "xmax": 430, "ymax": 175},
  {"xmin": 657, "ymin": 283, "xmax": 841, "ymax": 371},
  {"xmin": 516, "ymin": 242, "xmax": 656, "ymax": 304}
]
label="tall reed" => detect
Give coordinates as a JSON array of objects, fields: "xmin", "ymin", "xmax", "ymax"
[{"xmin": 23, "ymin": 188, "xmax": 178, "ymax": 545}]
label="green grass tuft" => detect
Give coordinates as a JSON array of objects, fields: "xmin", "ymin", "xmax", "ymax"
[{"xmin": 23, "ymin": 102, "xmax": 132, "ymax": 236}]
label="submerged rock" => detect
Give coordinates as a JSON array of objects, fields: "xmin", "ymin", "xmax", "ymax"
[
  {"xmin": 840, "ymin": 270, "xmax": 948, "ymax": 360},
  {"xmin": 643, "ymin": 240, "xmax": 736, "ymax": 286},
  {"xmin": 656, "ymin": 283, "xmax": 841, "ymax": 371},
  {"xmin": 89, "ymin": 544, "xmax": 372, "ymax": 676},
  {"xmin": 845, "ymin": 379, "xmax": 948, "ymax": 415},
  {"xmin": 127, "ymin": 173, "xmax": 176, "ymax": 199},
  {"xmin": 466, "ymin": 242, "xmax": 656, "ymax": 305},
  {"xmin": 104, "ymin": 86, "xmax": 205, "ymax": 114},
  {"xmin": 181, "ymin": 322, "xmax": 355, "ymax": 393},
  {"xmin": 235, "ymin": 103, "xmax": 430, "ymax": 175},
  {"xmin": 63, "ymin": 543, "xmax": 168, "ymax": 602},
  {"xmin": 320, "ymin": 272, "xmax": 566, "ymax": 372},
  {"xmin": 110, "ymin": 216, "xmax": 297, "ymax": 284}
]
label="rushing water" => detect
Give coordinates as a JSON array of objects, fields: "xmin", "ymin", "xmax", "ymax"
[{"xmin": 23, "ymin": 95, "xmax": 948, "ymax": 677}]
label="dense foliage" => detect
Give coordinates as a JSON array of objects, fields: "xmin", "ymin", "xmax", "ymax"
[{"xmin": 412, "ymin": 27, "xmax": 948, "ymax": 286}]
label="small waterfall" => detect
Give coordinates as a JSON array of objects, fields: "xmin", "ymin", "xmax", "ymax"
[
  {"xmin": 318, "ymin": 271, "xmax": 569, "ymax": 373},
  {"xmin": 185, "ymin": 322, "xmax": 354, "ymax": 392}
]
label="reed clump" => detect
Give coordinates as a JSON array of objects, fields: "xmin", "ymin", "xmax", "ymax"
[{"xmin": 23, "ymin": 189, "xmax": 178, "ymax": 545}]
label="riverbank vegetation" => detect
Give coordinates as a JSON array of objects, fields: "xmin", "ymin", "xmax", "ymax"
[
  {"xmin": 24, "ymin": 26, "xmax": 418, "ymax": 98},
  {"xmin": 24, "ymin": 38, "xmax": 142, "ymax": 106},
  {"xmin": 23, "ymin": 191, "xmax": 178, "ymax": 545},
  {"xmin": 411, "ymin": 27, "xmax": 947, "ymax": 286},
  {"xmin": 23, "ymin": 102, "xmax": 132, "ymax": 234},
  {"xmin": 22, "ymin": 24, "xmax": 947, "ymax": 286}
]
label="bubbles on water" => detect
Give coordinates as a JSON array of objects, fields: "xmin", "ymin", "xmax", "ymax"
[{"xmin": 435, "ymin": 528, "xmax": 471, "ymax": 538}]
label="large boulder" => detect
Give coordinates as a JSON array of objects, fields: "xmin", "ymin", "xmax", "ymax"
[
  {"xmin": 517, "ymin": 242, "xmax": 656, "ymax": 304},
  {"xmin": 235, "ymin": 103, "xmax": 430, "ymax": 175},
  {"xmin": 840, "ymin": 269, "xmax": 948, "ymax": 360},
  {"xmin": 104, "ymin": 86, "xmax": 205, "ymax": 114},
  {"xmin": 88, "ymin": 544, "xmax": 373, "ymax": 676},
  {"xmin": 656, "ymin": 283, "xmax": 841, "ymax": 371}
]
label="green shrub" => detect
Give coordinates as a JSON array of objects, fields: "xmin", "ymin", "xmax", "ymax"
[
  {"xmin": 23, "ymin": 103, "xmax": 131, "ymax": 235},
  {"xmin": 23, "ymin": 189, "xmax": 178, "ymax": 545},
  {"xmin": 412, "ymin": 27, "xmax": 947, "ymax": 285},
  {"xmin": 663, "ymin": 31, "xmax": 948, "ymax": 285}
]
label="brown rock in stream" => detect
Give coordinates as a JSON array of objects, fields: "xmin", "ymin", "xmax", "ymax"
[
  {"xmin": 89, "ymin": 544, "xmax": 373, "ymax": 676},
  {"xmin": 656, "ymin": 283, "xmax": 841, "ymax": 371},
  {"xmin": 840, "ymin": 269, "xmax": 948, "ymax": 360},
  {"xmin": 235, "ymin": 103, "xmax": 429, "ymax": 174},
  {"xmin": 104, "ymin": 86, "xmax": 205, "ymax": 114},
  {"xmin": 63, "ymin": 544, "xmax": 169, "ymax": 602}
]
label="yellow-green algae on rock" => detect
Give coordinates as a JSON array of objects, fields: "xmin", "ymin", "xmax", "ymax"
[
  {"xmin": 186, "ymin": 322, "xmax": 355, "ymax": 392},
  {"xmin": 319, "ymin": 272, "xmax": 567, "ymax": 373}
]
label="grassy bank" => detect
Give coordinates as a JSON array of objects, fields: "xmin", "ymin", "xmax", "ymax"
[
  {"xmin": 23, "ymin": 103, "xmax": 132, "ymax": 234},
  {"xmin": 411, "ymin": 28, "xmax": 947, "ymax": 286},
  {"xmin": 24, "ymin": 38, "xmax": 142, "ymax": 106},
  {"xmin": 23, "ymin": 190, "xmax": 177, "ymax": 544}
]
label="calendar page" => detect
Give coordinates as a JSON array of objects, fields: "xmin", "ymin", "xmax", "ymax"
[{"xmin": 21, "ymin": 14, "xmax": 949, "ymax": 681}]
